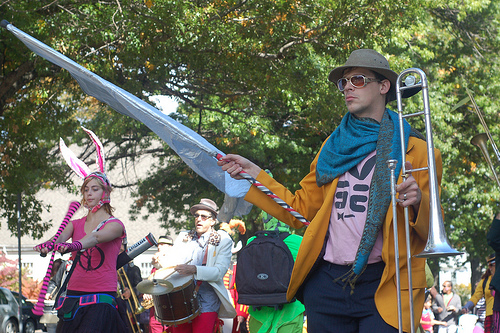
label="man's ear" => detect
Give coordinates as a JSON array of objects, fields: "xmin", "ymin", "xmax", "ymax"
[{"xmin": 380, "ymin": 79, "xmax": 391, "ymax": 95}]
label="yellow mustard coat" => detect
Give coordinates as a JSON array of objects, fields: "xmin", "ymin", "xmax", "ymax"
[
  {"xmin": 244, "ymin": 136, "xmax": 443, "ymax": 332},
  {"xmin": 468, "ymin": 275, "xmax": 494, "ymax": 317}
]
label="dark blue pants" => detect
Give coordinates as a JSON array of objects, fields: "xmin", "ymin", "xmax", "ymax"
[{"xmin": 303, "ymin": 260, "xmax": 399, "ymax": 333}]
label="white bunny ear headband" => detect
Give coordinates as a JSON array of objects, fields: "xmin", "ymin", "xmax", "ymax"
[{"xmin": 60, "ymin": 127, "xmax": 112, "ymax": 212}]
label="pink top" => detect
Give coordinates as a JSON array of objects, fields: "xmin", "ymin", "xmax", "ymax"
[
  {"xmin": 324, "ymin": 151, "xmax": 383, "ymax": 265},
  {"xmin": 68, "ymin": 216, "xmax": 125, "ymax": 292},
  {"xmin": 421, "ymin": 308, "xmax": 433, "ymax": 330}
]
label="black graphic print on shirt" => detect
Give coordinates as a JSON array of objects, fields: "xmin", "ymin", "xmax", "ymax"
[
  {"xmin": 79, "ymin": 246, "xmax": 105, "ymax": 271},
  {"xmin": 334, "ymin": 154, "xmax": 376, "ymax": 221}
]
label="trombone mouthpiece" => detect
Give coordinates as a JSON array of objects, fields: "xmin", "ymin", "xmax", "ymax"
[
  {"xmin": 404, "ymin": 75, "xmax": 416, "ymax": 87},
  {"xmin": 386, "ymin": 159, "xmax": 397, "ymax": 170}
]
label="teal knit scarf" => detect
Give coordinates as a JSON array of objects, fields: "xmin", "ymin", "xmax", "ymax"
[{"xmin": 316, "ymin": 108, "xmax": 411, "ymax": 288}]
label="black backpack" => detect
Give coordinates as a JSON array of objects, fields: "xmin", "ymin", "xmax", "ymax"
[{"xmin": 235, "ymin": 230, "xmax": 295, "ymax": 307}]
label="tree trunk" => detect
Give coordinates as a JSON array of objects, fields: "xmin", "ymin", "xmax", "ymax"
[{"xmin": 470, "ymin": 256, "xmax": 482, "ymax": 295}]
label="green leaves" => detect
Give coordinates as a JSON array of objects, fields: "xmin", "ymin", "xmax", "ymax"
[{"xmin": 1, "ymin": 0, "xmax": 500, "ymax": 271}]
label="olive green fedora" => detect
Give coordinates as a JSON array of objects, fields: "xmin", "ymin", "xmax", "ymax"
[{"xmin": 328, "ymin": 49, "xmax": 419, "ymax": 101}]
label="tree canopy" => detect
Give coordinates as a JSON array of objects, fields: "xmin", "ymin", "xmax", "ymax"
[{"xmin": 2, "ymin": 0, "xmax": 500, "ymax": 285}]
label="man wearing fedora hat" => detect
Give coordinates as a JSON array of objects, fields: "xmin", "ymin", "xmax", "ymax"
[
  {"xmin": 218, "ymin": 49, "xmax": 442, "ymax": 332},
  {"xmin": 171, "ymin": 198, "xmax": 236, "ymax": 333},
  {"xmin": 158, "ymin": 235, "xmax": 174, "ymax": 246}
]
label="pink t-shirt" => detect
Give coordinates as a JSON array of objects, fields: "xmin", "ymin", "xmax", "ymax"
[
  {"xmin": 324, "ymin": 150, "xmax": 383, "ymax": 265},
  {"xmin": 68, "ymin": 216, "xmax": 125, "ymax": 292},
  {"xmin": 421, "ymin": 308, "xmax": 433, "ymax": 330}
]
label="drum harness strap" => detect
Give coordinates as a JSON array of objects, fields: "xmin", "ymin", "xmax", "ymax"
[
  {"xmin": 193, "ymin": 244, "xmax": 209, "ymax": 297},
  {"xmin": 192, "ymin": 239, "xmax": 225, "ymax": 333}
]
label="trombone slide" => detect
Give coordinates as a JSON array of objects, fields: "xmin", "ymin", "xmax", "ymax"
[{"xmin": 118, "ymin": 267, "xmax": 144, "ymax": 333}]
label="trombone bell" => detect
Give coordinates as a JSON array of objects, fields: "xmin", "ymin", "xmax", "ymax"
[
  {"xmin": 414, "ymin": 208, "xmax": 462, "ymax": 259},
  {"xmin": 134, "ymin": 304, "xmax": 147, "ymax": 315},
  {"xmin": 413, "ymin": 208, "xmax": 461, "ymax": 260},
  {"xmin": 414, "ymin": 243, "xmax": 462, "ymax": 259},
  {"xmin": 471, "ymin": 133, "xmax": 500, "ymax": 189}
]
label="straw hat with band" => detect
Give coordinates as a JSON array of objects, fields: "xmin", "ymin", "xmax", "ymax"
[
  {"xmin": 158, "ymin": 235, "xmax": 173, "ymax": 245},
  {"xmin": 487, "ymin": 253, "xmax": 496, "ymax": 265},
  {"xmin": 328, "ymin": 49, "xmax": 420, "ymax": 102},
  {"xmin": 190, "ymin": 198, "xmax": 218, "ymax": 218}
]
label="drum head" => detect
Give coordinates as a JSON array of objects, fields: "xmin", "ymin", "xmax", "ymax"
[{"xmin": 166, "ymin": 272, "xmax": 194, "ymax": 291}]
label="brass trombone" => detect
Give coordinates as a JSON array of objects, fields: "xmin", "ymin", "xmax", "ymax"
[
  {"xmin": 468, "ymin": 90, "xmax": 500, "ymax": 188},
  {"xmin": 388, "ymin": 68, "xmax": 462, "ymax": 333},
  {"xmin": 471, "ymin": 133, "xmax": 500, "ymax": 188},
  {"xmin": 118, "ymin": 266, "xmax": 145, "ymax": 333}
]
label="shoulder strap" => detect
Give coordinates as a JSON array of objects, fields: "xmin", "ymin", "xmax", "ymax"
[{"xmin": 92, "ymin": 216, "xmax": 117, "ymax": 233}]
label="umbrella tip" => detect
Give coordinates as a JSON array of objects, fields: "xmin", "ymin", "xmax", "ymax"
[{"xmin": 1, "ymin": 20, "xmax": 10, "ymax": 28}]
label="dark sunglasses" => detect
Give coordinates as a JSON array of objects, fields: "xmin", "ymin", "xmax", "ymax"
[
  {"xmin": 337, "ymin": 74, "xmax": 380, "ymax": 92},
  {"xmin": 194, "ymin": 213, "xmax": 212, "ymax": 220}
]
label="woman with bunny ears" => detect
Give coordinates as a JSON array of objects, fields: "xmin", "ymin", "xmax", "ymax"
[{"xmin": 34, "ymin": 127, "xmax": 128, "ymax": 333}]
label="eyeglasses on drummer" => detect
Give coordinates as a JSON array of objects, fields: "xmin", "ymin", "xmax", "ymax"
[
  {"xmin": 337, "ymin": 74, "xmax": 381, "ymax": 92},
  {"xmin": 194, "ymin": 213, "xmax": 212, "ymax": 220}
]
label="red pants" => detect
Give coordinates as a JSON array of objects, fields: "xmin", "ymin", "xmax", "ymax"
[
  {"xmin": 171, "ymin": 312, "xmax": 218, "ymax": 333},
  {"xmin": 149, "ymin": 308, "xmax": 171, "ymax": 333}
]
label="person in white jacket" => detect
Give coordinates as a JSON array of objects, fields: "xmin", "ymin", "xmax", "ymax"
[{"xmin": 173, "ymin": 198, "xmax": 237, "ymax": 333}]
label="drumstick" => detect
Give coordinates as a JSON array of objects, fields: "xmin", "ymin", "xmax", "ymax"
[
  {"xmin": 165, "ymin": 259, "xmax": 193, "ymax": 271},
  {"xmin": 149, "ymin": 259, "xmax": 193, "ymax": 280},
  {"xmin": 155, "ymin": 264, "xmax": 177, "ymax": 271},
  {"xmin": 236, "ymin": 321, "xmax": 241, "ymax": 332},
  {"xmin": 163, "ymin": 259, "xmax": 193, "ymax": 279}
]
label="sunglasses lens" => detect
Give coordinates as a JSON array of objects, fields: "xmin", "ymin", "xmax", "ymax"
[
  {"xmin": 337, "ymin": 78, "xmax": 347, "ymax": 91},
  {"xmin": 350, "ymin": 75, "xmax": 365, "ymax": 87}
]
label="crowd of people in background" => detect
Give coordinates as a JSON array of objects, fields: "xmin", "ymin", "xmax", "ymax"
[
  {"xmin": 415, "ymin": 213, "xmax": 500, "ymax": 333},
  {"xmin": 419, "ymin": 254, "xmax": 496, "ymax": 333}
]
